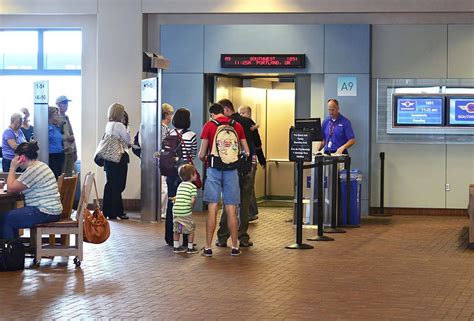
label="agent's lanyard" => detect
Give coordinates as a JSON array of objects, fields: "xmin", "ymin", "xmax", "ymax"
[{"xmin": 328, "ymin": 120, "xmax": 337, "ymax": 139}]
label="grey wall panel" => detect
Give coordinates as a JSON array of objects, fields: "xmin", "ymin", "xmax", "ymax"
[
  {"xmin": 324, "ymin": 74, "xmax": 370, "ymax": 215},
  {"xmin": 372, "ymin": 25, "xmax": 448, "ymax": 78},
  {"xmin": 324, "ymin": 24, "xmax": 371, "ymax": 74},
  {"xmin": 160, "ymin": 25, "xmax": 204, "ymax": 73},
  {"xmin": 162, "ymin": 73, "xmax": 205, "ymax": 210},
  {"xmin": 448, "ymin": 24, "xmax": 474, "ymax": 78},
  {"xmin": 203, "ymin": 25, "xmax": 324, "ymax": 74}
]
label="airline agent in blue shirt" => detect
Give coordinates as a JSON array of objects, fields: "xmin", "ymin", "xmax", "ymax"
[{"xmin": 319, "ymin": 99, "xmax": 356, "ymax": 155}]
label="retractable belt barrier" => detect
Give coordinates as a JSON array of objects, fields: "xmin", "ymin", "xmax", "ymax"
[{"xmin": 286, "ymin": 154, "xmax": 354, "ymax": 249}]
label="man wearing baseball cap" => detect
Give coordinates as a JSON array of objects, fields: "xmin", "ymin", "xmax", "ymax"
[{"xmin": 56, "ymin": 95, "xmax": 77, "ymax": 176}]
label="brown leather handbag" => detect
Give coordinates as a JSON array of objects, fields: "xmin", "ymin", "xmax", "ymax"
[{"xmin": 83, "ymin": 177, "xmax": 110, "ymax": 244}]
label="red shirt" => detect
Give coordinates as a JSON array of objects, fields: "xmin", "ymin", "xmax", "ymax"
[{"xmin": 200, "ymin": 116, "xmax": 246, "ymax": 153}]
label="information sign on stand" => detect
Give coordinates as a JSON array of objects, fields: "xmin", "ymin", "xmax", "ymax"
[
  {"xmin": 286, "ymin": 127, "xmax": 314, "ymax": 250},
  {"xmin": 34, "ymin": 81, "xmax": 49, "ymax": 164},
  {"xmin": 289, "ymin": 128, "xmax": 312, "ymax": 162}
]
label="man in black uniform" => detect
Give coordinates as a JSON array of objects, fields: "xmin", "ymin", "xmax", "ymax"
[{"xmin": 216, "ymin": 99, "xmax": 255, "ymax": 247}]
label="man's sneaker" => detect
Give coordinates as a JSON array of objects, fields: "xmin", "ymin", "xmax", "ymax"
[
  {"xmin": 173, "ymin": 246, "xmax": 186, "ymax": 253},
  {"xmin": 249, "ymin": 215, "xmax": 259, "ymax": 222},
  {"xmin": 202, "ymin": 248, "xmax": 213, "ymax": 257},
  {"xmin": 230, "ymin": 248, "xmax": 241, "ymax": 256},
  {"xmin": 239, "ymin": 241, "xmax": 253, "ymax": 247},
  {"xmin": 215, "ymin": 241, "xmax": 227, "ymax": 248},
  {"xmin": 187, "ymin": 247, "xmax": 199, "ymax": 254}
]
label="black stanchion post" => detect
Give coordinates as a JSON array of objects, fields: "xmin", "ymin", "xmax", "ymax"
[
  {"xmin": 286, "ymin": 161, "xmax": 314, "ymax": 249},
  {"xmin": 341, "ymin": 156, "xmax": 360, "ymax": 228},
  {"xmin": 370, "ymin": 152, "xmax": 391, "ymax": 217},
  {"xmin": 307, "ymin": 156, "xmax": 334, "ymax": 242},
  {"xmin": 324, "ymin": 157, "xmax": 346, "ymax": 234}
]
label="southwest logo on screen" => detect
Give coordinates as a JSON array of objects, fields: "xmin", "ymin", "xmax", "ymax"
[
  {"xmin": 399, "ymin": 100, "xmax": 416, "ymax": 111},
  {"xmin": 459, "ymin": 102, "xmax": 474, "ymax": 114},
  {"xmin": 455, "ymin": 100, "xmax": 474, "ymax": 120}
]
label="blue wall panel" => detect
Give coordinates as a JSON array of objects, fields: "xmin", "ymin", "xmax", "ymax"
[
  {"xmin": 204, "ymin": 25, "xmax": 324, "ymax": 74},
  {"xmin": 162, "ymin": 73, "xmax": 205, "ymax": 210},
  {"xmin": 160, "ymin": 25, "xmax": 204, "ymax": 73},
  {"xmin": 324, "ymin": 25, "xmax": 370, "ymax": 74},
  {"xmin": 324, "ymin": 74, "xmax": 370, "ymax": 214}
]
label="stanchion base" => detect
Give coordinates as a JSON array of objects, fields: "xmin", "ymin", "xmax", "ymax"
[
  {"xmin": 369, "ymin": 213, "xmax": 392, "ymax": 217},
  {"xmin": 338, "ymin": 224, "xmax": 361, "ymax": 228},
  {"xmin": 307, "ymin": 235, "xmax": 334, "ymax": 242},
  {"xmin": 285, "ymin": 243, "xmax": 314, "ymax": 250},
  {"xmin": 324, "ymin": 228, "xmax": 346, "ymax": 234}
]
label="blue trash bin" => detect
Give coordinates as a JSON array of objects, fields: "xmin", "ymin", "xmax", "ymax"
[{"xmin": 339, "ymin": 169, "xmax": 362, "ymax": 225}]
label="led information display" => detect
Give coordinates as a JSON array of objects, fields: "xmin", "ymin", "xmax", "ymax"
[
  {"xmin": 395, "ymin": 97, "xmax": 444, "ymax": 126},
  {"xmin": 221, "ymin": 54, "xmax": 305, "ymax": 68},
  {"xmin": 448, "ymin": 97, "xmax": 474, "ymax": 126}
]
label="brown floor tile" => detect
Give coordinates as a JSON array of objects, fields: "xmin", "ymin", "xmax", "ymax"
[{"xmin": 1, "ymin": 210, "xmax": 474, "ymax": 320}]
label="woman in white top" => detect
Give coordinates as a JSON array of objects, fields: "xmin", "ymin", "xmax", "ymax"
[
  {"xmin": 164, "ymin": 108, "xmax": 197, "ymax": 247},
  {"xmin": 0, "ymin": 141, "xmax": 62, "ymax": 239},
  {"xmin": 102, "ymin": 103, "xmax": 131, "ymax": 220}
]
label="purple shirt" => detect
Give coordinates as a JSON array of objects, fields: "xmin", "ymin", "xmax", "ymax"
[
  {"xmin": 2, "ymin": 127, "xmax": 26, "ymax": 160},
  {"xmin": 321, "ymin": 114, "xmax": 355, "ymax": 153}
]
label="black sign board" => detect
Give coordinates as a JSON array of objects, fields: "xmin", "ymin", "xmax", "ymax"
[
  {"xmin": 221, "ymin": 54, "xmax": 305, "ymax": 68},
  {"xmin": 289, "ymin": 127, "xmax": 313, "ymax": 162}
]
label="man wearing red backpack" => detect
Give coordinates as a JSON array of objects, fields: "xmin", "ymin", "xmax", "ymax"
[{"xmin": 199, "ymin": 103, "xmax": 249, "ymax": 257}]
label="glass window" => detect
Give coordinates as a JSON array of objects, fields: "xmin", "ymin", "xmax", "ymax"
[
  {"xmin": 394, "ymin": 86, "xmax": 441, "ymax": 94},
  {"xmin": 0, "ymin": 31, "xmax": 38, "ymax": 69},
  {"xmin": 43, "ymin": 30, "xmax": 81, "ymax": 70}
]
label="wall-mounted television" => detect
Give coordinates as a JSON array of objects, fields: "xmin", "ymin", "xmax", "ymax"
[
  {"xmin": 393, "ymin": 95, "xmax": 445, "ymax": 127},
  {"xmin": 447, "ymin": 95, "xmax": 474, "ymax": 127}
]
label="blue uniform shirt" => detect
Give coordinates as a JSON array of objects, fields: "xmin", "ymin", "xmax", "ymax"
[{"xmin": 321, "ymin": 113, "xmax": 355, "ymax": 153}]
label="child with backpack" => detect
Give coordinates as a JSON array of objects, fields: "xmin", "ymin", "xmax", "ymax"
[{"xmin": 172, "ymin": 164, "xmax": 199, "ymax": 254}]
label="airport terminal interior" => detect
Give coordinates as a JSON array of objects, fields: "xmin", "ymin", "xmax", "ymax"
[{"xmin": 0, "ymin": 1, "xmax": 474, "ymax": 320}]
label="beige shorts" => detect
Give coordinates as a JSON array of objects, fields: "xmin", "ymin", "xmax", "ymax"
[{"xmin": 173, "ymin": 215, "xmax": 196, "ymax": 234}]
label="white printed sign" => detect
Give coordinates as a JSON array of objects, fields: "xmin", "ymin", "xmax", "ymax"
[{"xmin": 34, "ymin": 81, "xmax": 49, "ymax": 104}]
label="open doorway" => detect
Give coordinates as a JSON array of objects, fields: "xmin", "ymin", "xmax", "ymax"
[{"xmin": 207, "ymin": 74, "xmax": 296, "ymax": 206}]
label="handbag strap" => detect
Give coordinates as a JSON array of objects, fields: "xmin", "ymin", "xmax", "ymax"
[{"xmin": 92, "ymin": 176, "xmax": 101, "ymax": 209}]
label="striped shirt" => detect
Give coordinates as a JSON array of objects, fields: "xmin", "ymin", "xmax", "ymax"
[
  {"xmin": 168, "ymin": 129, "xmax": 197, "ymax": 161},
  {"xmin": 161, "ymin": 124, "xmax": 170, "ymax": 143},
  {"xmin": 172, "ymin": 181, "xmax": 197, "ymax": 217},
  {"xmin": 17, "ymin": 161, "xmax": 63, "ymax": 215}
]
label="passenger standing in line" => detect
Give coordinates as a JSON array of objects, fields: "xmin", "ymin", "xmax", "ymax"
[
  {"xmin": 2, "ymin": 113, "xmax": 26, "ymax": 172},
  {"xmin": 20, "ymin": 108, "xmax": 34, "ymax": 142},
  {"xmin": 172, "ymin": 164, "xmax": 199, "ymax": 254},
  {"xmin": 164, "ymin": 108, "xmax": 197, "ymax": 247},
  {"xmin": 160, "ymin": 103, "xmax": 174, "ymax": 220},
  {"xmin": 319, "ymin": 99, "xmax": 356, "ymax": 155},
  {"xmin": 56, "ymin": 96, "xmax": 77, "ymax": 177},
  {"xmin": 199, "ymin": 103, "xmax": 249, "ymax": 257},
  {"xmin": 238, "ymin": 105, "xmax": 266, "ymax": 222},
  {"xmin": 118, "ymin": 110, "xmax": 130, "ymax": 220},
  {"xmin": 48, "ymin": 106, "xmax": 64, "ymax": 179},
  {"xmin": 216, "ymin": 99, "xmax": 255, "ymax": 248},
  {"xmin": 102, "ymin": 103, "xmax": 131, "ymax": 220}
]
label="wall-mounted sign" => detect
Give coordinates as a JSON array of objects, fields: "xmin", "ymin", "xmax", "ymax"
[
  {"xmin": 337, "ymin": 76, "xmax": 357, "ymax": 97},
  {"xmin": 221, "ymin": 54, "xmax": 305, "ymax": 68},
  {"xmin": 289, "ymin": 127, "xmax": 312, "ymax": 162}
]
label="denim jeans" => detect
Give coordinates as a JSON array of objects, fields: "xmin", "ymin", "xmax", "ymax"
[{"xmin": 0, "ymin": 206, "xmax": 60, "ymax": 239}]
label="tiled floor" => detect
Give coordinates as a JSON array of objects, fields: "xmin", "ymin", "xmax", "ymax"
[{"xmin": 1, "ymin": 208, "xmax": 474, "ymax": 321}]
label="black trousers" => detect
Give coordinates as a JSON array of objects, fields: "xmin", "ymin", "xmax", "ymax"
[
  {"xmin": 103, "ymin": 153, "xmax": 129, "ymax": 219},
  {"xmin": 49, "ymin": 152, "xmax": 65, "ymax": 179},
  {"xmin": 165, "ymin": 175, "xmax": 189, "ymax": 246}
]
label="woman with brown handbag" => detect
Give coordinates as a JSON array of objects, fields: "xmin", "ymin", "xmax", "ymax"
[{"xmin": 101, "ymin": 103, "xmax": 131, "ymax": 220}]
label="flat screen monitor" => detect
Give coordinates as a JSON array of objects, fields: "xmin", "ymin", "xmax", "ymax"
[
  {"xmin": 295, "ymin": 118, "xmax": 322, "ymax": 141},
  {"xmin": 393, "ymin": 95, "xmax": 445, "ymax": 127},
  {"xmin": 447, "ymin": 96, "xmax": 474, "ymax": 127}
]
